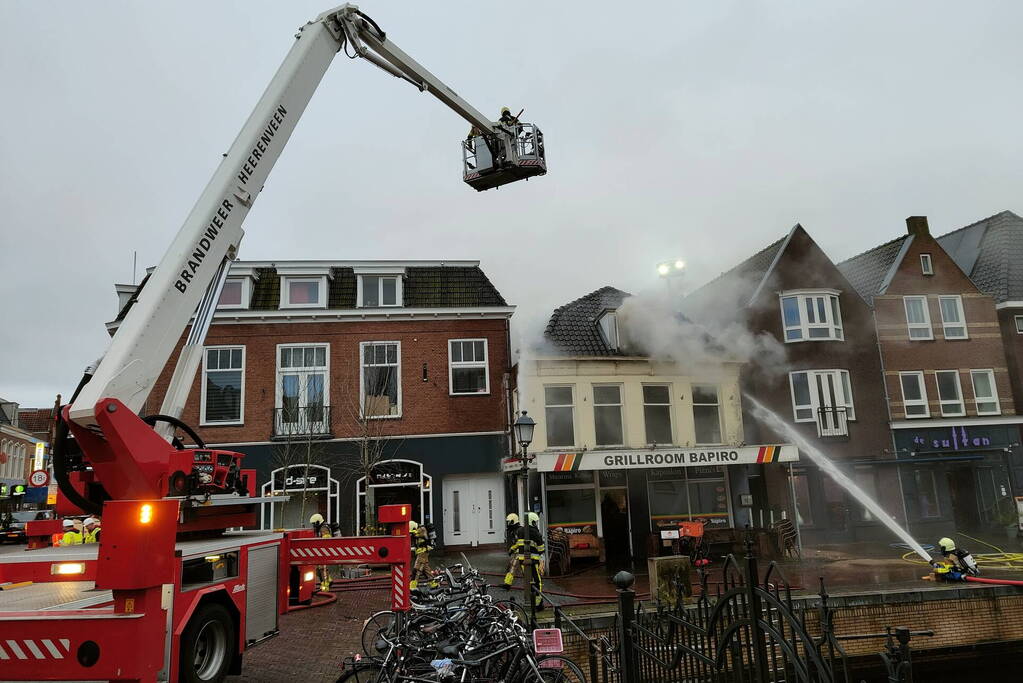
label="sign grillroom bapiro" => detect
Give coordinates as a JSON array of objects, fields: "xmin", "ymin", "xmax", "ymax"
[{"xmin": 537, "ymin": 444, "xmax": 797, "ymax": 472}]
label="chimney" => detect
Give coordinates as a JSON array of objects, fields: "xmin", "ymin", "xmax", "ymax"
[{"xmin": 906, "ymin": 216, "xmax": 930, "ymax": 238}]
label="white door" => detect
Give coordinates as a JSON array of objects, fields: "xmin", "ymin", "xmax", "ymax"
[{"xmin": 443, "ymin": 474, "xmax": 504, "ymax": 547}]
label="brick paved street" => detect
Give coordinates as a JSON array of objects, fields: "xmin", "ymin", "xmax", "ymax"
[{"xmin": 229, "ymin": 586, "xmax": 390, "ymax": 682}]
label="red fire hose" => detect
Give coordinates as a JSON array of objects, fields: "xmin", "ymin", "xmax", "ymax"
[
  {"xmin": 287, "ymin": 590, "xmax": 338, "ymax": 612},
  {"xmin": 965, "ymin": 576, "xmax": 1023, "ymax": 587}
]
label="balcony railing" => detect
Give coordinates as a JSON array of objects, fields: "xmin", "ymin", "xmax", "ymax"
[
  {"xmin": 817, "ymin": 406, "xmax": 848, "ymax": 438},
  {"xmin": 272, "ymin": 405, "xmax": 331, "ymax": 439}
]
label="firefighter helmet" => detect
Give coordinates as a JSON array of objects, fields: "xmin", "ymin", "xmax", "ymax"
[
  {"xmin": 506, "ymin": 513, "xmax": 520, "ymax": 525},
  {"xmin": 938, "ymin": 537, "xmax": 956, "ymax": 553},
  {"xmin": 309, "ymin": 513, "xmax": 324, "ymax": 525},
  {"xmin": 526, "ymin": 512, "xmax": 540, "ymax": 526},
  {"xmin": 409, "ymin": 520, "xmax": 419, "ymax": 531}
]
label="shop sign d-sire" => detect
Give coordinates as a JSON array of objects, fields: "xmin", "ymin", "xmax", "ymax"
[{"xmin": 537, "ymin": 444, "xmax": 797, "ymax": 472}]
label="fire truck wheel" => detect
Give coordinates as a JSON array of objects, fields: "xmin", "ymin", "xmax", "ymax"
[{"xmin": 180, "ymin": 602, "xmax": 235, "ymax": 682}]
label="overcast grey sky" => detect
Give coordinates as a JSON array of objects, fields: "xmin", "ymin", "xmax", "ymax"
[{"xmin": 2, "ymin": 1, "xmax": 1022, "ymax": 408}]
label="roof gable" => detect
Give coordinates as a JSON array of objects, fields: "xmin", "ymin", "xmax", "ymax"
[{"xmin": 543, "ymin": 286, "xmax": 631, "ymax": 356}]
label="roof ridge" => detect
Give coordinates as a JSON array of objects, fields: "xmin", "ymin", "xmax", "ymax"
[
  {"xmin": 688, "ymin": 233, "xmax": 788, "ymax": 299},
  {"xmin": 935, "ymin": 209, "xmax": 1021, "ymax": 241},
  {"xmin": 837, "ymin": 233, "xmax": 907, "ymax": 266}
]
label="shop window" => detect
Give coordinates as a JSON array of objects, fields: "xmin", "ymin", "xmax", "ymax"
[
  {"xmin": 914, "ymin": 469, "xmax": 941, "ymax": 518},
  {"xmin": 938, "ymin": 295, "xmax": 968, "ymax": 339},
  {"xmin": 547, "ymin": 486, "xmax": 597, "ymax": 532},
  {"xmin": 935, "ymin": 370, "xmax": 965, "ymax": 417},
  {"xmin": 791, "ymin": 471, "xmax": 813, "ymax": 526},
  {"xmin": 449, "ymin": 339, "xmax": 488, "ymax": 395},
  {"xmin": 593, "ymin": 385, "xmax": 624, "ymax": 446},
  {"xmin": 899, "ymin": 371, "xmax": 929, "ymax": 418},
  {"xmin": 970, "ymin": 369, "xmax": 1000, "ymax": 415},
  {"xmin": 853, "ymin": 468, "xmax": 878, "ymax": 521},
  {"xmin": 779, "ymin": 291, "xmax": 843, "ymax": 342},
  {"xmin": 202, "ymin": 346, "xmax": 244, "ymax": 425},
  {"xmin": 544, "ymin": 386, "xmax": 575, "ymax": 448},
  {"xmin": 647, "ymin": 467, "xmax": 728, "ymax": 528},
  {"xmin": 642, "ymin": 384, "xmax": 673, "ymax": 445},
  {"xmin": 361, "ymin": 342, "xmax": 400, "ymax": 418},
  {"xmin": 903, "ymin": 296, "xmax": 933, "ymax": 340}
]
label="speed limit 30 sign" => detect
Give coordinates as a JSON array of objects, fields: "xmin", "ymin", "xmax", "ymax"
[{"xmin": 29, "ymin": 469, "xmax": 50, "ymax": 487}]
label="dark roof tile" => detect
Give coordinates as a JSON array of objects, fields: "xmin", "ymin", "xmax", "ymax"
[
  {"xmin": 543, "ymin": 286, "xmax": 631, "ymax": 356},
  {"xmin": 938, "ymin": 210, "xmax": 1023, "ymax": 304},
  {"xmin": 836, "ymin": 236, "xmax": 908, "ymax": 303}
]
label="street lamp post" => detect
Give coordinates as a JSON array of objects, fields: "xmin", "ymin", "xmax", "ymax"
[{"xmin": 512, "ymin": 411, "xmax": 536, "ymax": 629}]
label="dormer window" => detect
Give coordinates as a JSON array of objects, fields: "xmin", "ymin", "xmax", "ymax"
[
  {"xmin": 360, "ymin": 275, "xmax": 402, "ymax": 307},
  {"xmin": 218, "ymin": 265, "xmax": 260, "ymax": 310},
  {"xmin": 779, "ymin": 290, "xmax": 843, "ymax": 342},
  {"xmin": 217, "ymin": 278, "xmax": 250, "ymax": 309},
  {"xmin": 597, "ymin": 310, "xmax": 619, "ymax": 350},
  {"xmin": 355, "ymin": 267, "xmax": 406, "ymax": 308},
  {"xmin": 281, "ymin": 277, "xmax": 326, "ymax": 309}
]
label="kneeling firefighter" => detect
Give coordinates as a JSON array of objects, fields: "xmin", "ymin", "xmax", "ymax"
[
  {"xmin": 505, "ymin": 512, "xmax": 546, "ymax": 610},
  {"xmin": 409, "ymin": 520, "xmax": 437, "ymax": 590},
  {"xmin": 930, "ymin": 536, "xmax": 980, "ymax": 582}
]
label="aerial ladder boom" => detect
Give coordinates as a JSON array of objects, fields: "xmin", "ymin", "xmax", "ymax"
[{"xmin": 68, "ymin": 4, "xmax": 541, "ymax": 436}]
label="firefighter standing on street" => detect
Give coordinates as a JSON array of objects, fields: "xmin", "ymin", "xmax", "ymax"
[
  {"xmin": 503, "ymin": 513, "xmax": 522, "ymax": 588},
  {"xmin": 59, "ymin": 519, "xmax": 83, "ymax": 546},
  {"xmin": 309, "ymin": 513, "xmax": 333, "ymax": 591},
  {"xmin": 83, "ymin": 517, "xmax": 101, "ymax": 544},
  {"xmin": 504, "ymin": 511, "xmax": 546, "ymax": 610},
  {"xmin": 409, "ymin": 520, "xmax": 436, "ymax": 590}
]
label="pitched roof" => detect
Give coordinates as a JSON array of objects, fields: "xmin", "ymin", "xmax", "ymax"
[
  {"xmin": 836, "ymin": 235, "xmax": 910, "ymax": 303},
  {"xmin": 543, "ymin": 286, "xmax": 631, "ymax": 356},
  {"xmin": 682, "ymin": 229, "xmax": 791, "ymax": 316},
  {"xmin": 16, "ymin": 408, "xmax": 53, "ymax": 435},
  {"xmin": 938, "ymin": 210, "xmax": 1023, "ymax": 304},
  {"xmin": 114, "ymin": 262, "xmax": 507, "ymax": 321}
]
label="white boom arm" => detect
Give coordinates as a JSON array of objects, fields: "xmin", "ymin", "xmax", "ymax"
[{"xmin": 70, "ymin": 4, "xmax": 510, "ymax": 429}]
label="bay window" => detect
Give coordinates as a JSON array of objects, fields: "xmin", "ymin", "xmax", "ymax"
[{"xmin": 779, "ymin": 291, "xmax": 843, "ymax": 342}]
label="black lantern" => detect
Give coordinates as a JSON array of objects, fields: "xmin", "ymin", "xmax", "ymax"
[{"xmin": 513, "ymin": 411, "xmax": 535, "ymax": 449}]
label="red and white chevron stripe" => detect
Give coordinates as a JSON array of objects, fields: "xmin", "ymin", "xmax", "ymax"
[
  {"xmin": 0, "ymin": 638, "xmax": 72, "ymax": 660},
  {"xmin": 290, "ymin": 544, "xmax": 376, "ymax": 560},
  {"xmin": 391, "ymin": 564, "xmax": 407, "ymax": 610}
]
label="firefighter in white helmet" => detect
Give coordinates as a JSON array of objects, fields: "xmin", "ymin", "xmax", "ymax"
[{"xmin": 59, "ymin": 519, "xmax": 83, "ymax": 546}]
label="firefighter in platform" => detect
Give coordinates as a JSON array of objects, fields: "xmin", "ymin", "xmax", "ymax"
[
  {"xmin": 504, "ymin": 512, "xmax": 546, "ymax": 610},
  {"xmin": 309, "ymin": 513, "xmax": 333, "ymax": 591},
  {"xmin": 409, "ymin": 520, "xmax": 436, "ymax": 590}
]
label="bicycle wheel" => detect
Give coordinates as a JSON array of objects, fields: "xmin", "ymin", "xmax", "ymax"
[
  {"xmin": 494, "ymin": 598, "xmax": 530, "ymax": 625},
  {"xmin": 335, "ymin": 662, "xmax": 384, "ymax": 683},
  {"xmin": 361, "ymin": 610, "xmax": 395, "ymax": 657},
  {"xmin": 535, "ymin": 656, "xmax": 587, "ymax": 683}
]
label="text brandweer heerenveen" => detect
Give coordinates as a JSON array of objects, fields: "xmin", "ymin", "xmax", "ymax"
[{"xmin": 174, "ymin": 105, "xmax": 288, "ymax": 294}]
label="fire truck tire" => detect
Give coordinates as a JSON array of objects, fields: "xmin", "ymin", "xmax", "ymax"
[{"xmin": 180, "ymin": 602, "xmax": 236, "ymax": 683}]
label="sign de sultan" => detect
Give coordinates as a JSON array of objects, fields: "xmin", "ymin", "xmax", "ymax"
[{"xmin": 530, "ymin": 444, "xmax": 797, "ymax": 473}]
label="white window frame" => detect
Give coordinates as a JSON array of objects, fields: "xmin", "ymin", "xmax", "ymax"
[
  {"xmin": 597, "ymin": 310, "xmax": 619, "ymax": 350},
  {"xmin": 938, "ymin": 295, "xmax": 968, "ymax": 340},
  {"xmin": 275, "ymin": 343, "xmax": 331, "ymax": 425},
  {"xmin": 592, "ymin": 383, "xmax": 625, "ymax": 447},
  {"xmin": 920, "ymin": 253, "xmax": 933, "ymax": 275},
  {"xmin": 280, "ymin": 276, "xmax": 327, "ymax": 309},
  {"xmin": 903, "ymin": 296, "xmax": 933, "ymax": 340},
  {"xmin": 935, "ymin": 370, "xmax": 965, "ymax": 417},
  {"xmin": 1015, "ymin": 315, "xmax": 1023, "ymax": 334},
  {"xmin": 778, "ymin": 290, "xmax": 844, "ymax": 343},
  {"xmin": 200, "ymin": 345, "xmax": 246, "ymax": 426},
  {"xmin": 691, "ymin": 383, "xmax": 723, "ymax": 445},
  {"xmin": 357, "ymin": 274, "xmax": 403, "ymax": 308},
  {"xmin": 970, "ymin": 369, "xmax": 1001, "ymax": 416},
  {"xmin": 642, "ymin": 383, "xmax": 674, "ymax": 446},
  {"xmin": 899, "ymin": 371, "xmax": 930, "ymax": 418},
  {"xmin": 360, "ymin": 341, "xmax": 402, "ymax": 419},
  {"xmin": 448, "ymin": 338, "xmax": 490, "ymax": 396},
  {"xmin": 216, "ymin": 277, "xmax": 251, "ymax": 310},
  {"xmin": 788, "ymin": 370, "xmax": 856, "ymax": 423},
  {"xmin": 543, "ymin": 384, "xmax": 576, "ymax": 449}
]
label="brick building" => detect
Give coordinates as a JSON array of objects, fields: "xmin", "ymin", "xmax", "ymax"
[
  {"xmin": 112, "ymin": 260, "xmax": 515, "ymax": 545},
  {"xmin": 684, "ymin": 225, "xmax": 897, "ymax": 545},
  {"xmin": 0, "ymin": 400, "xmax": 44, "ymax": 503},
  {"xmin": 839, "ymin": 216, "xmax": 1023, "ymax": 539}
]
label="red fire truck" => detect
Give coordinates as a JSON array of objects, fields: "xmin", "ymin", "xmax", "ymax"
[{"xmin": 0, "ymin": 5, "xmax": 544, "ymax": 681}]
